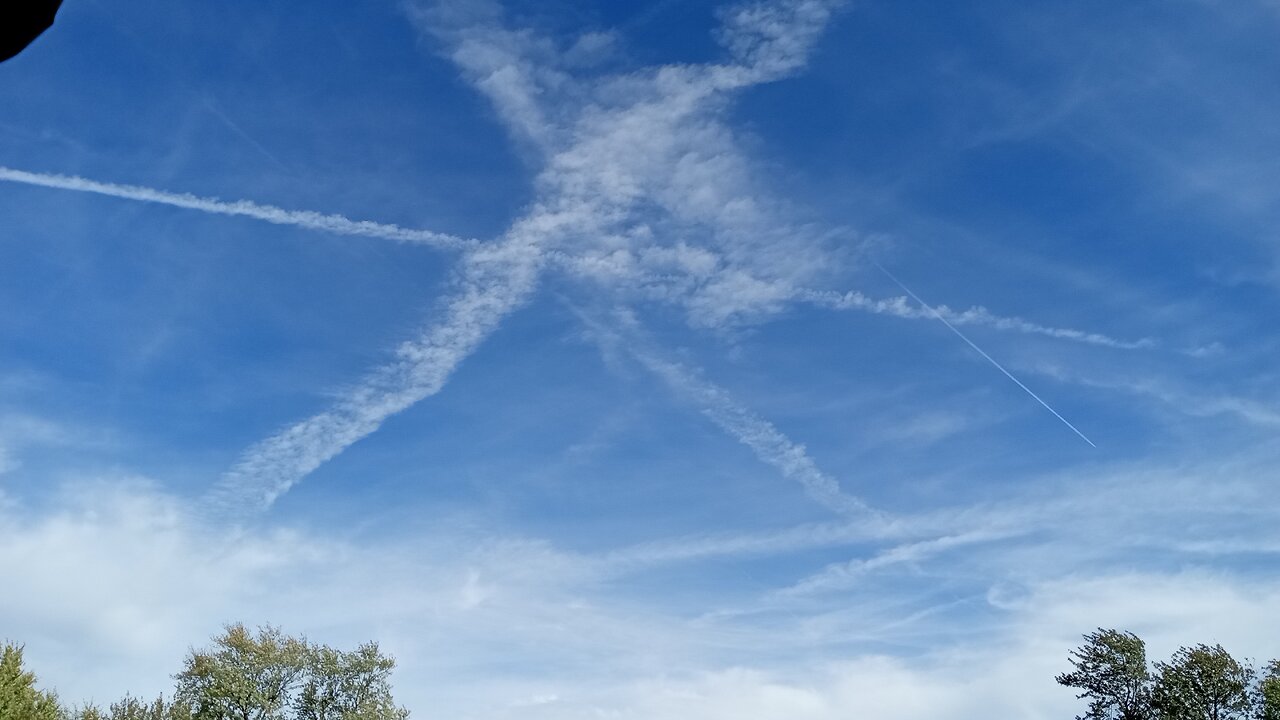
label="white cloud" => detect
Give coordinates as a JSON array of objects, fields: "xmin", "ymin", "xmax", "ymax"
[{"xmin": 9, "ymin": 442, "xmax": 1280, "ymax": 718}]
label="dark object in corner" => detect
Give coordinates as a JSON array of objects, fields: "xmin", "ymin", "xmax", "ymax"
[{"xmin": 1, "ymin": 0, "xmax": 65, "ymax": 63}]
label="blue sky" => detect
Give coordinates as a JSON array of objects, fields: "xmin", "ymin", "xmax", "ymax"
[{"xmin": 3, "ymin": 0, "xmax": 1280, "ymax": 717}]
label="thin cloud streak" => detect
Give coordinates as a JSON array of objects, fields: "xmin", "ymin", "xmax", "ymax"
[
  {"xmin": 554, "ymin": 248, "xmax": 1143, "ymax": 351},
  {"xmin": 207, "ymin": 227, "xmax": 547, "ymax": 512},
  {"xmin": 0, "ymin": 162, "xmax": 1130, "ymax": 352},
  {"xmin": 631, "ymin": 343, "xmax": 881, "ymax": 521},
  {"xmin": 0, "ymin": 166, "xmax": 475, "ymax": 251},
  {"xmin": 0, "ymin": 161, "xmax": 1152, "ymax": 354},
  {"xmin": 777, "ymin": 529, "xmax": 1018, "ymax": 597},
  {"xmin": 876, "ymin": 264, "xmax": 1098, "ymax": 448},
  {"xmin": 574, "ymin": 304, "xmax": 882, "ymax": 521},
  {"xmin": 798, "ymin": 288, "xmax": 1153, "ymax": 350}
]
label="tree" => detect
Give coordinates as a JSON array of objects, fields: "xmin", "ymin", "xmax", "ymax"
[
  {"xmin": 173, "ymin": 625, "xmax": 408, "ymax": 720},
  {"xmin": 1255, "ymin": 660, "xmax": 1280, "ymax": 720},
  {"xmin": 174, "ymin": 625, "xmax": 308, "ymax": 720},
  {"xmin": 294, "ymin": 643, "xmax": 408, "ymax": 720},
  {"xmin": 1152, "ymin": 644, "xmax": 1255, "ymax": 720},
  {"xmin": 84, "ymin": 695, "xmax": 193, "ymax": 720},
  {"xmin": 1057, "ymin": 628, "xmax": 1155, "ymax": 720},
  {"xmin": 0, "ymin": 642, "xmax": 63, "ymax": 720}
]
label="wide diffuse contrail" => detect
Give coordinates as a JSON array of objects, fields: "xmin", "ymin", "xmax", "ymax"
[
  {"xmin": 876, "ymin": 263, "xmax": 1098, "ymax": 448},
  {"xmin": 0, "ymin": 166, "xmax": 475, "ymax": 250}
]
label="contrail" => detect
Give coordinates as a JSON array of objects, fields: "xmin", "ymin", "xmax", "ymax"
[
  {"xmin": 798, "ymin": 288, "xmax": 1153, "ymax": 350},
  {"xmin": 206, "ymin": 228, "xmax": 547, "ymax": 513},
  {"xmin": 639, "ymin": 349, "xmax": 878, "ymax": 517},
  {"xmin": 590, "ymin": 309, "xmax": 884, "ymax": 521},
  {"xmin": 777, "ymin": 528, "xmax": 1015, "ymax": 596},
  {"xmin": 0, "ymin": 164, "xmax": 1157, "ymax": 356},
  {"xmin": 0, "ymin": 166, "xmax": 475, "ymax": 250},
  {"xmin": 875, "ymin": 263, "xmax": 1097, "ymax": 448}
]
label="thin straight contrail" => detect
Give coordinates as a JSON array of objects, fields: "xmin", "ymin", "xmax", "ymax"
[
  {"xmin": 876, "ymin": 263, "xmax": 1097, "ymax": 448},
  {"xmin": 0, "ymin": 166, "xmax": 475, "ymax": 250}
]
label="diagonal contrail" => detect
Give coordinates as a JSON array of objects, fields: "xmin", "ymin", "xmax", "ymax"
[
  {"xmin": 589, "ymin": 309, "xmax": 883, "ymax": 521},
  {"xmin": 875, "ymin": 263, "xmax": 1097, "ymax": 448},
  {"xmin": 0, "ymin": 166, "xmax": 475, "ymax": 250}
]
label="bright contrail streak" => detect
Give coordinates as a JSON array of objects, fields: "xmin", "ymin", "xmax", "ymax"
[
  {"xmin": 0, "ymin": 165, "xmax": 1143, "ymax": 355},
  {"xmin": 0, "ymin": 166, "xmax": 474, "ymax": 250},
  {"xmin": 798, "ymin": 287, "xmax": 1153, "ymax": 350},
  {"xmin": 589, "ymin": 309, "xmax": 886, "ymax": 522},
  {"xmin": 876, "ymin": 263, "xmax": 1097, "ymax": 448},
  {"xmin": 206, "ymin": 231, "xmax": 546, "ymax": 513}
]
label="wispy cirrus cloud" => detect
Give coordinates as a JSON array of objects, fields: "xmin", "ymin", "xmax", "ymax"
[{"xmin": 776, "ymin": 529, "xmax": 1019, "ymax": 597}]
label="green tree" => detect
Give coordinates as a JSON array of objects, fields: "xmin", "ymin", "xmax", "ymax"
[
  {"xmin": 294, "ymin": 643, "xmax": 408, "ymax": 720},
  {"xmin": 1058, "ymin": 629, "xmax": 1154, "ymax": 720},
  {"xmin": 88, "ymin": 695, "xmax": 193, "ymax": 720},
  {"xmin": 1152, "ymin": 644, "xmax": 1255, "ymax": 720},
  {"xmin": 69, "ymin": 707, "xmax": 106, "ymax": 720},
  {"xmin": 173, "ymin": 625, "xmax": 408, "ymax": 720},
  {"xmin": 1256, "ymin": 660, "xmax": 1280, "ymax": 720},
  {"xmin": 0, "ymin": 642, "xmax": 63, "ymax": 720},
  {"xmin": 174, "ymin": 625, "xmax": 308, "ymax": 720}
]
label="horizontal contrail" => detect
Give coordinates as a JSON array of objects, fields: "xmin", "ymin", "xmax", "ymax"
[
  {"xmin": 778, "ymin": 528, "xmax": 1014, "ymax": 596},
  {"xmin": 0, "ymin": 165, "xmax": 1143, "ymax": 356},
  {"xmin": 0, "ymin": 166, "xmax": 475, "ymax": 250},
  {"xmin": 799, "ymin": 288, "xmax": 1153, "ymax": 350},
  {"xmin": 552, "ymin": 252, "xmax": 1151, "ymax": 351},
  {"xmin": 876, "ymin": 264, "xmax": 1098, "ymax": 448}
]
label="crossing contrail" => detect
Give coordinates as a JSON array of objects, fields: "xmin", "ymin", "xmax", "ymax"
[
  {"xmin": 0, "ymin": 165, "xmax": 1147, "ymax": 353},
  {"xmin": 0, "ymin": 166, "xmax": 475, "ymax": 250},
  {"xmin": 876, "ymin": 263, "xmax": 1097, "ymax": 448}
]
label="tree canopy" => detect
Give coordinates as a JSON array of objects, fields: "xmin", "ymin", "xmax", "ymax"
[
  {"xmin": 1060, "ymin": 629, "xmax": 1277, "ymax": 720},
  {"xmin": 1055, "ymin": 628, "xmax": 1153, "ymax": 720},
  {"xmin": 0, "ymin": 644, "xmax": 62, "ymax": 720},
  {"xmin": 0, "ymin": 625, "xmax": 408, "ymax": 720}
]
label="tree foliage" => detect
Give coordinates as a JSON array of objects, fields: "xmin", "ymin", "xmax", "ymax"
[
  {"xmin": 69, "ymin": 695, "xmax": 194, "ymax": 720},
  {"xmin": 1057, "ymin": 628, "xmax": 1154, "ymax": 720},
  {"xmin": 1254, "ymin": 660, "xmax": 1280, "ymax": 720},
  {"xmin": 174, "ymin": 624, "xmax": 408, "ymax": 720},
  {"xmin": 1152, "ymin": 644, "xmax": 1255, "ymax": 720},
  {"xmin": 1, "ymin": 626, "xmax": 407, "ymax": 720},
  {"xmin": 1060, "ymin": 631, "xmax": 1279, "ymax": 720},
  {"xmin": 294, "ymin": 643, "xmax": 408, "ymax": 720},
  {"xmin": 175, "ymin": 624, "xmax": 309, "ymax": 720},
  {"xmin": 0, "ymin": 643, "xmax": 62, "ymax": 720}
]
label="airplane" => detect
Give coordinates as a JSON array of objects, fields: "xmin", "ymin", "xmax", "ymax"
[{"xmin": 1, "ymin": 0, "xmax": 64, "ymax": 64}]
